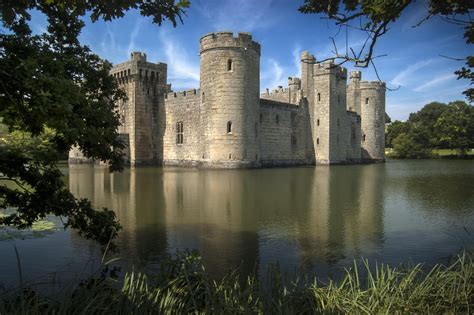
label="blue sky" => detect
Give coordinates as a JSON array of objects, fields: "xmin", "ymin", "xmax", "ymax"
[{"xmin": 29, "ymin": 0, "xmax": 471, "ymax": 121}]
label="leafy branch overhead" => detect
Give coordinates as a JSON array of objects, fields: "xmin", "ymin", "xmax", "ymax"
[
  {"xmin": 0, "ymin": 1, "xmax": 188, "ymax": 246},
  {"xmin": 299, "ymin": 0, "xmax": 473, "ymax": 99}
]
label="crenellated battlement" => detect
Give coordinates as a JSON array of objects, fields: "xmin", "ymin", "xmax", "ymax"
[
  {"xmin": 199, "ymin": 31, "xmax": 261, "ymax": 55},
  {"xmin": 313, "ymin": 60, "xmax": 347, "ymax": 78},
  {"xmin": 349, "ymin": 71, "xmax": 362, "ymax": 80},
  {"xmin": 288, "ymin": 77, "xmax": 301, "ymax": 88},
  {"xmin": 360, "ymin": 81, "xmax": 386, "ymax": 90},
  {"xmin": 165, "ymin": 89, "xmax": 200, "ymax": 100}
]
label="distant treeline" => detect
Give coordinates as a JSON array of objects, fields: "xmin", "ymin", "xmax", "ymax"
[{"xmin": 386, "ymin": 101, "xmax": 474, "ymax": 158}]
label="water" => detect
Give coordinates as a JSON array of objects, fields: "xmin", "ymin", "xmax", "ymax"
[{"xmin": 1, "ymin": 160, "xmax": 473, "ymax": 289}]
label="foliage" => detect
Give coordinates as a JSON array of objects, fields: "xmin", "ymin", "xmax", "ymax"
[
  {"xmin": 385, "ymin": 120, "xmax": 410, "ymax": 148},
  {"xmin": 387, "ymin": 101, "xmax": 474, "ymax": 157},
  {"xmin": 435, "ymin": 101, "xmax": 474, "ymax": 154},
  {"xmin": 299, "ymin": 0, "xmax": 473, "ymax": 101},
  {"xmin": 0, "ymin": 252, "xmax": 473, "ymax": 314},
  {"xmin": 0, "ymin": 2, "xmax": 188, "ymax": 246}
]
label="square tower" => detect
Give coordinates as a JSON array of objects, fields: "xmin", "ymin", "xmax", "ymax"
[
  {"xmin": 311, "ymin": 61, "xmax": 348, "ymax": 164},
  {"xmin": 110, "ymin": 52, "xmax": 168, "ymax": 165}
]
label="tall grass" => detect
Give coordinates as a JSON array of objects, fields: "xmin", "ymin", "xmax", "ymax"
[{"xmin": 1, "ymin": 251, "xmax": 473, "ymax": 314}]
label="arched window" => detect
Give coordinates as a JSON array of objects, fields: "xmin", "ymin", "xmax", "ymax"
[
  {"xmin": 227, "ymin": 121, "xmax": 232, "ymax": 134},
  {"xmin": 317, "ymin": 119, "xmax": 320, "ymax": 126},
  {"xmin": 227, "ymin": 59, "xmax": 233, "ymax": 71},
  {"xmin": 202, "ymin": 92, "xmax": 205, "ymax": 103},
  {"xmin": 317, "ymin": 93, "xmax": 321, "ymax": 102},
  {"xmin": 363, "ymin": 134, "xmax": 366, "ymax": 142},
  {"xmin": 176, "ymin": 122, "xmax": 184, "ymax": 144},
  {"xmin": 365, "ymin": 98, "xmax": 369, "ymax": 104},
  {"xmin": 317, "ymin": 138, "xmax": 320, "ymax": 145}
]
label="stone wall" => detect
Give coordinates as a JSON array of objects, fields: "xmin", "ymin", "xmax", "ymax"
[
  {"xmin": 259, "ymin": 99, "xmax": 308, "ymax": 166},
  {"xmin": 162, "ymin": 89, "xmax": 201, "ymax": 165}
]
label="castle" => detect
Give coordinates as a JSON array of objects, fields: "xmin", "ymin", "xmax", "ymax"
[{"xmin": 69, "ymin": 31, "xmax": 386, "ymax": 168}]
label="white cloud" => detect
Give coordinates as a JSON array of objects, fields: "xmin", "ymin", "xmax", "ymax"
[
  {"xmin": 390, "ymin": 58, "xmax": 438, "ymax": 86},
  {"xmin": 158, "ymin": 30, "xmax": 200, "ymax": 90},
  {"xmin": 261, "ymin": 58, "xmax": 285, "ymax": 91},
  {"xmin": 413, "ymin": 73, "xmax": 456, "ymax": 92}
]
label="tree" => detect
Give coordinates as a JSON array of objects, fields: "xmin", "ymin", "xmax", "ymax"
[
  {"xmin": 435, "ymin": 101, "xmax": 474, "ymax": 154},
  {"xmin": 392, "ymin": 126, "xmax": 432, "ymax": 159},
  {"xmin": 0, "ymin": 1, "xmax": 189, "ymax": 246},
  {"xmin": 408, "ymin": 102, "xmax": 448, "ymax": 147},
  {"xmin": 385, "ymin": 120, "xmax": 410, "ymax": 148},
  {"xmin": 299, "ymin": 0, "xmax": 473, "ymax": 101}
]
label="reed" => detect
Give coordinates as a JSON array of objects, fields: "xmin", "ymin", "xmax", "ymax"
[{"xmin": 1, "ymin": 251, "xmax": 472, "ymax": 314}]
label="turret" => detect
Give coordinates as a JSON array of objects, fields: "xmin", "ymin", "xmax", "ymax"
[
  {"xmin": 199, "ymin": 32, "xmax": 261, "ymax": 167},
  {"xmin": 347, "ymin": 71, "xmax": 361, "ymax": 113},
  {"xmin": 359, "ymin": 81, "xmax": 385, "ymax": 161}
]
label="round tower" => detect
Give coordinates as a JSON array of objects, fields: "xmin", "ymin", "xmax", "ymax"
[
  {"xmin": 359, "ymin": 81, "xmax": 385, "ymax": 161},
  {"xmin": 199, "ymin": 32, "xmax": 261, "ymax": 168}
]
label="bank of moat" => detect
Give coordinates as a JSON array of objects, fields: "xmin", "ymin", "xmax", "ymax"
[{"xmin": 69, "ymin": 31, "xmax": 386, "ymax": 168}]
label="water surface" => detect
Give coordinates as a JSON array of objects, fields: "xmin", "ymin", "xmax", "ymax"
[{"xmin": 1, "ymin": 160, "xmax": 473, "ymax": 289}]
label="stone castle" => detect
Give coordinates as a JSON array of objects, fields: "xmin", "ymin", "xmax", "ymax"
[{"xmin": 69, "ymin": 31, "xmax": 385, "ymax": 168}]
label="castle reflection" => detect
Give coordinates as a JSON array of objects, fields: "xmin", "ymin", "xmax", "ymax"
[{"xmin": 68, "ymin": 164, "xmax": 386, "ymax": 278}]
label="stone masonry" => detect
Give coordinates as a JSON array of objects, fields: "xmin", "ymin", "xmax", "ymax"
[{"xmin": 69, "ymin": 31, "xmax": 386, "ymax": 168}]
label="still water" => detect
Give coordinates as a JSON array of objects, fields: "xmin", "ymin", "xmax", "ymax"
[{"xmin": 1, "ymin": 160, "xmax": 474, "ymax": 289}]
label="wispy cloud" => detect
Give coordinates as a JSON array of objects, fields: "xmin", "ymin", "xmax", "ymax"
[
  {"xmin": 292, "ymin": 45, "xmax": 302, "ymax": 78},
  {"xmin": 390, "ymin": 58, "xmax": 438, "ymax": 86},
  {"xmin": 158, "ymin": 30, "xmax": 200, "ymax": 90},
  {"xmin": 194, "ymin": 0, "xmax": 277, "ymax": 32},
  {"xmin": 413, "ymin": 73, "xmax": 456, "ymax": 92},
  {"xmin": 261, "ymin": 58, "xmax": 285, "ymax": 91},
  {"xmin": 126, "ymin": 18, "xmax": 144, "ymax": 56}
]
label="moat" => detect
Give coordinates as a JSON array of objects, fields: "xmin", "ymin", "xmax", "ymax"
[{"xmin": 1, "ymin": 160, "xmax": 474, "ymax": 289}]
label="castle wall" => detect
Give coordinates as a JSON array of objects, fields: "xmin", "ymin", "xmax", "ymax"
[
  {"xmin": 345, "ymin": 112, "xmax": 361, "ymax": 161},
  {"xmin": 259, "ymin": 99, "xmax": 308, "ymax": 166},
  {"xmin": 162, "ymin": 90, "xmax": 201, "ymax": 165},
  {"xmin": 260, "ymin": 77, "xmax": 301, "ymax": 105}
]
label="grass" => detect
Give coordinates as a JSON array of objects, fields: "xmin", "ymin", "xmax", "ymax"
[
  {"xmin": 0, "ymin": 251, "xmax": 473, "ymax": 314},
  {"xmin": 433, "ymin": 148, "xmax": 474, "ymax": 157}
]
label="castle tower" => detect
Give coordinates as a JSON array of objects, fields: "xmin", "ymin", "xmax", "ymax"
[
  {"xmin": 311, "ymin": 60, "xmax": 348, "ymax": 164},
  {"xmin": 288, "ymin": 77, "xmax": 301, "ymax": 104},
  {"xmin": 347, "ymin": 71, "xmax": 361, "ymax": 113},
  {"xmin": 359, "ymin": 82, "xmax": 385, "ymax": 161},
  {"xmin": 110, "ymin": 52, "xmax": 168, "ymax": 165},
  {"xmin": 199, "ymin": 32, "xmax": 261, "ymax": 167}
]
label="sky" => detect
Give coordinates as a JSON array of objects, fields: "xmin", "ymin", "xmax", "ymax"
[{"xmin": 28, "ymin": 0, "xmax": 472, "ymax": 121}]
